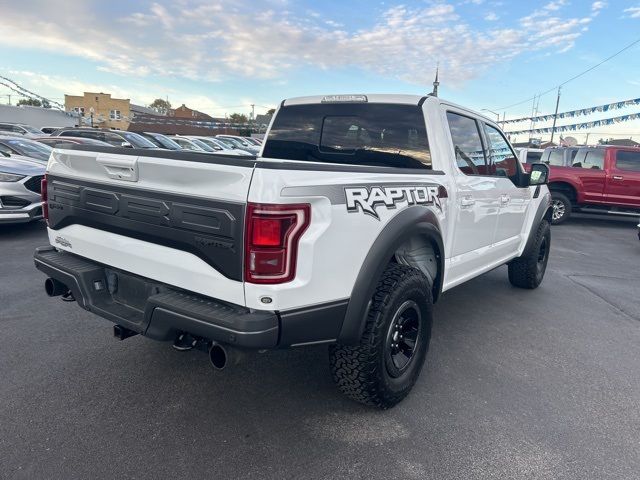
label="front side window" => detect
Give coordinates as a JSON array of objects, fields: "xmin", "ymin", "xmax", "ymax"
[
  {"xmin": 615, "ymin": 150, "xmax": 640, "ymax": 172},
  {"xmin": 73, "ymin": 107, "xmax": 85, "ymax": 116},
  {"xmin": 110, "ymin": 110, "xmax": 121, "ymax": 120},
  {"xmin": 446, "ymin": 112, "xmax": 485, "ymax": 175},
  {"xmin": 263, "ymin": 103, "xmax": 431, "ymax": 169},
  {"xmin": 484, "ymin": 124, "xmax": 520, "ymax": 180}
]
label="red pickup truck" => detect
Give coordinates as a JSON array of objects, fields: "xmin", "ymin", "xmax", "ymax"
[{"xmin": 537, "ymin": 146, "xmax": 640, "ymax": 224}]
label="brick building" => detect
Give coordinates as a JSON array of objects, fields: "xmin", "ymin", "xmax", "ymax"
[
  {"xmin": 168, "ymin": 104, "xmax": 213, "ymax": 121},
  {"xmin": 64, "ymin": 92, "xmax": 131, "ymax": 130}
]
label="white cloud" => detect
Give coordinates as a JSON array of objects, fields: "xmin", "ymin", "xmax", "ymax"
[
  {"xmin": 623, "ymin": 5, "xmax": 640, "ymax": 18},
  {"xmin": 591, "ymin": 1, "xmax": 607, "ymax": 11},
  {"xmin": 0, "ymin": 0, "xmax": 598, "ymax": 87},
  {"xmin": 484, "ymin": 12, "xmax": 499, "ymax": 21}
]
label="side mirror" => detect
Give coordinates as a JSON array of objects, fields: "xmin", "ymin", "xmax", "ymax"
[
  {"xmin": 121, "ymin": 141, "xmax": 133, "ymax": 148},
  {"xmin": 529, "ymin": 163, "xmax": 549, "ymax": 186}
]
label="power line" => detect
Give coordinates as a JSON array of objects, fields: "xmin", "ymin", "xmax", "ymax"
[{"xmin": 494, "ymin": 36, "xmax": 640, "ymax": 112}]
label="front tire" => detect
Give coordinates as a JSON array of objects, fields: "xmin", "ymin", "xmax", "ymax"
[
  {"xmin": 508, "ymin": 220, "xmax": 551, "ymax": 289},
  {"xmin": 329, "ymin": 264, "xmax": 433, "ymax": 409},
  {"xmin": 550, "ymin": 192, "xmax": 572, "ymax": 224}
]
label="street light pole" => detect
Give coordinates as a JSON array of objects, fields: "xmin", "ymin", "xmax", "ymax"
[{"xmin": 481, "ymin": 109, "xmax": 501, "ymax": 123}]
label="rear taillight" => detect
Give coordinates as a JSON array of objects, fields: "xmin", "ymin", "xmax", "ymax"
[
  {"xmin": 41, "ymin": 175, "xmax": 48, "ymax": 224},
  {"xmin": 245, "ymin": 203, "xmax": 310, "ymax": 284}
]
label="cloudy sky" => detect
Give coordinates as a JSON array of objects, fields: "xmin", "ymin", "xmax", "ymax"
[{"xmin": 0, "ymin": 0, "xmax": 639, "ymax": 141}]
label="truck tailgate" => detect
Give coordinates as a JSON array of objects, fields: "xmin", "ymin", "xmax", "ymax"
[{"xmin": 45, "ymin": 146, "xmax": 256, "ymax": 306}]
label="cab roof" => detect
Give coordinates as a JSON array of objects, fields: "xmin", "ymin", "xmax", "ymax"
[{"xmin": 281, "ymin": 94, "xmax": 497, "ymax": 124}]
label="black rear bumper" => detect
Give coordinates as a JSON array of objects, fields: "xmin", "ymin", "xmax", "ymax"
[
  {"xmin": 33, "ymin": 247, "xmax": 279, "ymax": 348},
  {"xmin": 33, "ymin": 247, "xmax": 348, "ymax": 349}
]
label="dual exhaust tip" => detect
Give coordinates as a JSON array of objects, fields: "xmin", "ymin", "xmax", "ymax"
[{"xmin": 44, "ymin": 278, "xmax": 236, "ymax": 371}]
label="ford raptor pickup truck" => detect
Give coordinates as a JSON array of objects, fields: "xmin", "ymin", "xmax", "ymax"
[{"xmin": 34, "ymin": 94, "xmax": 552, "ymax": 408}]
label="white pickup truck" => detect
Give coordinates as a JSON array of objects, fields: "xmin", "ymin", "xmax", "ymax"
[{"xmin": 35, "ymin": 94, "xmax": 551, "ymax": 408}]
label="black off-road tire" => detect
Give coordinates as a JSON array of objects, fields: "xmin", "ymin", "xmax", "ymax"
[
  {"xmin": 508, "ymin": 220, "xmax": 551, "ymax": 289},
  {"xmin": 329, "ymin": 264, "xmax": 433, "ymax": 409},
  {"xmin": 550, "ymin": 191, "xmax": 572, "ymax": 224}
]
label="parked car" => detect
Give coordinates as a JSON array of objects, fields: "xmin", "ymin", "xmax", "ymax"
[
  {"xmin": 34, "ymin": 93, "xmax": 551, "ymax": 408},
  {"xmin": 183, "ymin": 136, "xmax": 249, "ymax": 156},
  {"xmin": 545, "ymin": 146, "xmax": 640, "ymax": 223},
  {"xmin": 243, "ymin": 137, "xmax": 263, "ymax": 146},
  {"xmin": 207, "ymin": 136, "xmax": 254, "ymax": 153},
  {"xmin": 51, "ymin": 128, "xmax": 158, "ymax": 149},
  {"xmin": 35, "ymin": 136, "xmax": 112, "ymax": 148},
  {"xmin": 0, "ymin": 153, "xmax": 45, "ymax": 224},
  {"xmin": 215, "ymin": 135, "xmax": 260, "ymax": 154},
  {"xmin": 0, "ymin": 122, "xmax": 42, "ymax": 137},
  {"xmin": 138, "ymin": 132, "xmax": 183, "ymax": 150},
  {"xmin": 170, "ymin": 136, "xmax": 208, "ymax": 152},
  {"xmin": 40, "ymin": 127, "xmax": 61, "ymax": 135},
  {"xmin": 516, "ymin": 147, "xmax": 544, "ymax": 164},
  {"xmin": 540, "ymin": 146, "xmax": 580, "ymax": 167},
  {"xmin": 0, "ymin": 136, "xmax": 52, "ymax": 162}
]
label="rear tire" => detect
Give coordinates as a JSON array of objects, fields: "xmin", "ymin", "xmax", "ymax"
[
  {"xmin": 329, "ymin": 264, "xmax": 433, "ymax": 409},
  {"xmin": 508, "ymin": 220, "xmax": 551, "ymax": 289},
  {"xmin": 550, "ymin": 192, "xmax": 571, "ymax": 224}
]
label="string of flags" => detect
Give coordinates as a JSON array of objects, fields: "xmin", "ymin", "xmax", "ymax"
[
  {"xmin": 506, "ymin": 112, "xmax": 640, "ymax": 135},
  {"xmin": 502, "ymin": 97, "xmax": 640, "ymax": 124}
]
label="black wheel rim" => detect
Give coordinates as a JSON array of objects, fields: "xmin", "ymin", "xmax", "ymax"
[
  {"xmin": 385, "ymin": 300, "xmax": 421, "ymax": 378},
  {"xmin": 537, "ymin": 236, "xmax": 549, "ymax": 273}
]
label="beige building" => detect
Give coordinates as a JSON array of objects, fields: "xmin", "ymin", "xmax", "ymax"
[{"xmin": 64, "ymin": 92, "xmax": 131, "ymax": 130}]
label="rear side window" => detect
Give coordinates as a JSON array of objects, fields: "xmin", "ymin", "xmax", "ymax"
[
  {"xmin": 446, "ymin": 112, "xmax": 486, "ymax": 175},
  {"xmin": 263, "ymin": 103, "xmax": 431, "ymax": 169},
  {"xmin": 615, "ymin": 150, "xmax": 640, "ymax": 172},
  {"xmin": 573, "ymin": 149, "xmax": 605, "ymax": 170}
]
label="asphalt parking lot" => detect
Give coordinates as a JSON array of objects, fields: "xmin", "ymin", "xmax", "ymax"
[{"xmin": 1, "ymin": 216, "xmax": 639, "ymax": 479}]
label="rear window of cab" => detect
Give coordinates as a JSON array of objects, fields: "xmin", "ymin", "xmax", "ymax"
[{"xmin": 262, "ymin": 103, "xmax": 432, "ymax": 169}]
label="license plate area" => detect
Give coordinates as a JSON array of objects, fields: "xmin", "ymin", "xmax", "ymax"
[{"xmin": 104, "ymin": 268, "xmax": 162, "ymax": 313}]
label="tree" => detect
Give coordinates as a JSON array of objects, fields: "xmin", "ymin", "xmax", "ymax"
[
  {"xmin": 266, "ymin": 108, "xmax": 275, "ymax": 116},
  {"xmin": 229, "ymin": 113, "xmax": 248, "ymax": 124},
  {"xmin": 17, "ymin": 98, "xmax": 42, "ymax": 107},
  {"xmin": 149, "ymin": 98, "xmax": 171, "ymax": 115}
]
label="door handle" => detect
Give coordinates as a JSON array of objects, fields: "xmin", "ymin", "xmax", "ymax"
[
  {"xmin": 500, "ymin": 194, "xmax": 510, "ymax": 205},
  {"xmin": 460, "ymin": 195, "xmax": 475, "ymax": 207},
  {"xmin": 613, "ymin": 175, "xmax": 624, "ymax": 181}
]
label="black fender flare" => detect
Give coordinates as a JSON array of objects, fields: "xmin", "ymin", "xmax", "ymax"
[
  {"xmin": 521, "ymin": 192, "xmax": 552, "ymax": 256},
  {"xmin": 338, "ymin": 206, "xmax": 444, "ymax": 344}
]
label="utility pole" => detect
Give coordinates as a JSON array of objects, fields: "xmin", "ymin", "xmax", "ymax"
[
  {"xmin": 528, "ymin": 94, "xmax": 537, "ymax": 144},
  {"xmin": 550, "ymin": 87, "xmax": 562, "ymax": 144}
]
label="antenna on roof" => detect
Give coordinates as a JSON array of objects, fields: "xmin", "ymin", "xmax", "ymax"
[{"xmin": 431, "ymin": 63, "xmax": 440, "ymax": 97}]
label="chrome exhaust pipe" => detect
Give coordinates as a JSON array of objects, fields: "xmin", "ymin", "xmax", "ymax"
[
  {"xmin": 45, "ymin": 277, "xmax": 68, "ymax": 297},
  {"xmin": 209, "ymin": 342, "xmax": 228, "ymax": 370}
]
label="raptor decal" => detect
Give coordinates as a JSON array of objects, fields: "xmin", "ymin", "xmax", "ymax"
[{"xmin": 345, "ymin": 185, "xmax": 442, "ymax": 220}]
